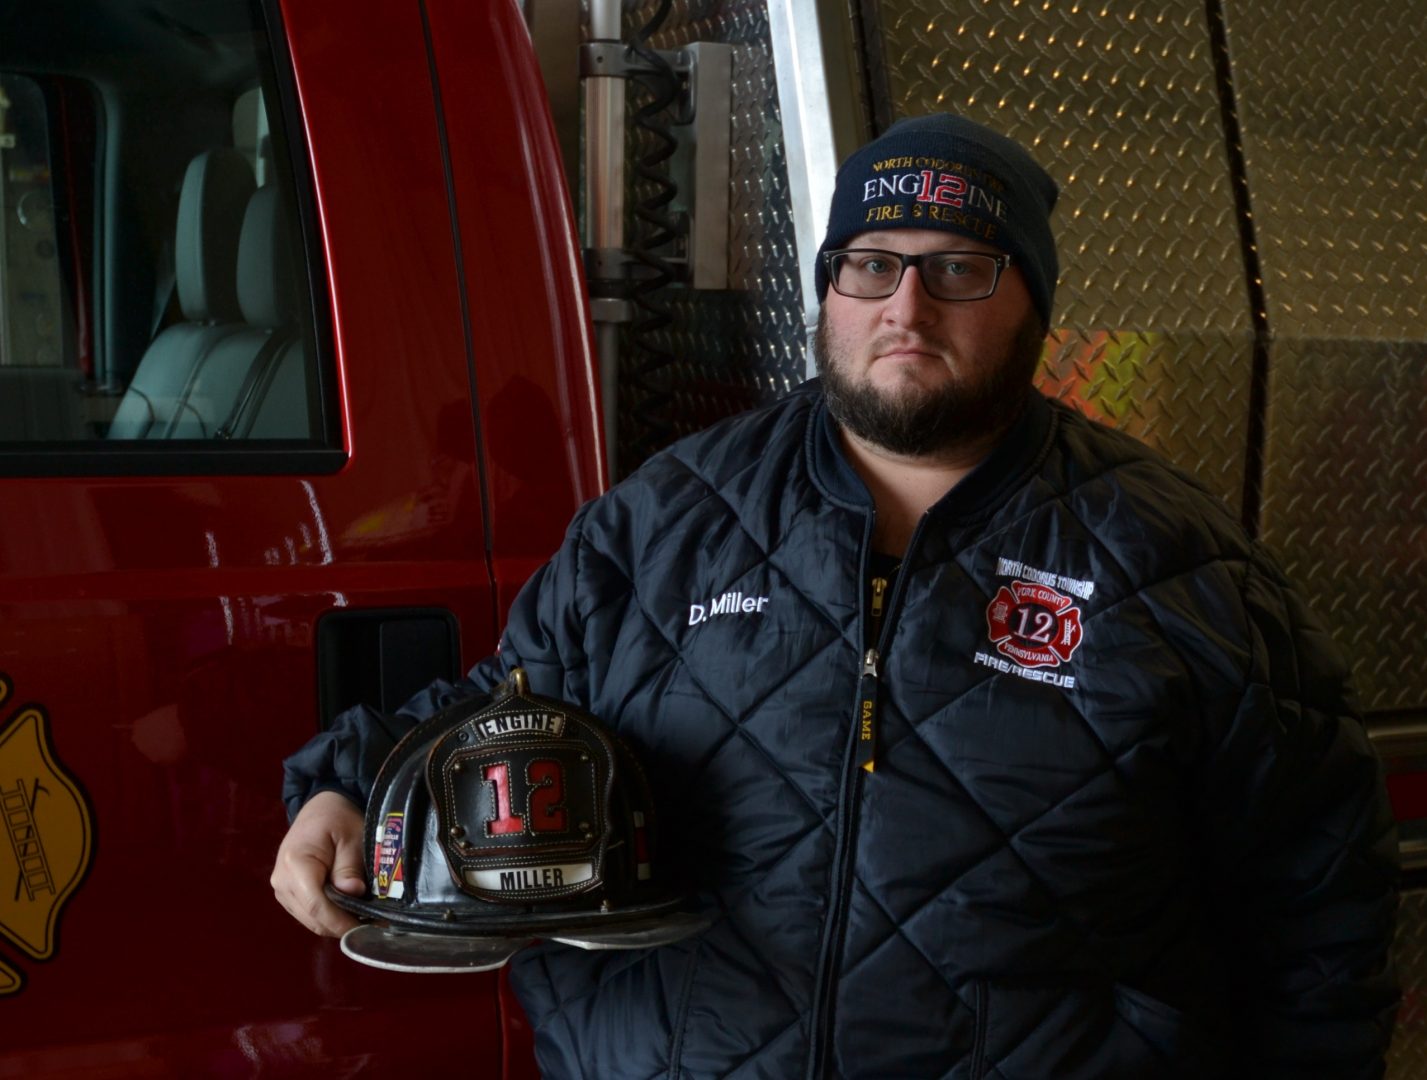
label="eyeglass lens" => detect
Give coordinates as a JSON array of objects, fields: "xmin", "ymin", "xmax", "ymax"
[{"xmin": 829, "ymin": 251, "xmax": 1001, "ymax": 300}]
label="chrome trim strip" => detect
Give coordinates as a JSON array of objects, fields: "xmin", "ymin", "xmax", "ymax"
[{"xmin": 765, "ymin": 0, "xmax": 866, "ymax": 373}]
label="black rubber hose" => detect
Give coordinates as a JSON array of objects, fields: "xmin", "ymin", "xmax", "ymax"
[{"xmin": 621, "ymin": 0, "xmax": 686, "ymax": 471}]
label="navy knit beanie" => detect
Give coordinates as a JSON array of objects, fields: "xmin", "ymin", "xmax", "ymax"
[{"xmin": 815, "ymin": 114, "xmax": 1060, "ymax": 327}]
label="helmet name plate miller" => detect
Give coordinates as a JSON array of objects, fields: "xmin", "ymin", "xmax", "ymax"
[{"xmin": 467, "ymin": 861, "xmax": 594, "ymax": 892}]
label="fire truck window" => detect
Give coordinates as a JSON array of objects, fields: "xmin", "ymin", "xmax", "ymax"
[
  {"xmin": 0, "ymin": 75, "xmax": 76, "ymax": 435},
  {"xmin": 0, "ymin": 0, "xmax": 335, "ymax": 469}
]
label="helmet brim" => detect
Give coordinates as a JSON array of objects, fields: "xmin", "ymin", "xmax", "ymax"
[
  {"xmin": 334, "ymin": 896, "xmax": 713, "ymax": 973},
  {"xmin": 328, "ymin": 881, "xmax": 707, "ymax": 937},
  {"xmin": 339, "ymin": 923, "xmax": 527, "ymax": 973}
]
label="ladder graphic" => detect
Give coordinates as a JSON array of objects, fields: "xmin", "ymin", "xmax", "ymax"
[{"xmin": 2, "ymin": 780, "xmax": 54, "ymax": 901}]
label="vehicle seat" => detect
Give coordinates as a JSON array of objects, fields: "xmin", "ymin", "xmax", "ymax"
[
  {"xmin": 107, "ymin": 148, "xmax": 254, "ymax": 439},
  {"xmin": 177, "ymin": 183, "xmax": 308, "ymax": 440}
]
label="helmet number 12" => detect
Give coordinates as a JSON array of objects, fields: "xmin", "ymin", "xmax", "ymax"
[{"xmin": 482, "ymin": 759, "xmax": 569, "ymax": 837}]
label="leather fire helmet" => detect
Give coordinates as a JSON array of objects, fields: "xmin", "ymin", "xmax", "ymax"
[{"xmin": 329, "ymin": 668, "xmax": 708, "ymax": 972}]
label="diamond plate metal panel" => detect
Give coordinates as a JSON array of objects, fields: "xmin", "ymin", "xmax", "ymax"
[
  {"xmin": 1224, "ymin": 2, "xmax": 1426, "ymax": 343},
  {"xmin": 1225, "ymin": 2, "xmax": 1427, "ymax": 714},
  {"xmin": 1389, "ymin": 887, "xmax": 1427, "ymax": 1079},
  {"xmin": 615, "ymin": 0, "xmax": 807, "ymax": 470},
  {"xmin": 1258, "ymin": 339, "xmax": 1427, "ymax": 712},
  {"xmin": 1040, "ymin": 329, "xmax": 1249, "ymax": 502},
  {"xmin": 867, "ymin": 0, "xmax": 1253, "ymax": 508}
]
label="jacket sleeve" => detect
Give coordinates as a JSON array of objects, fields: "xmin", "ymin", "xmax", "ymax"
[
  {"xmin": 280, "ymin": 504, "xmax": 595, "ymax": 822},
  {"xmin": 280, "ymin": 676, "xmax": 487, "ymax": 820},
  {"xmin": 1200, "ymin": 553, "xmax": 1399, "ymax": 1078}
]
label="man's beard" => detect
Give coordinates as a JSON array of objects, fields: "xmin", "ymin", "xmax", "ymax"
[{"xmin": 813, "ymin": 309, "xmax": 1046, "ymax": 458}]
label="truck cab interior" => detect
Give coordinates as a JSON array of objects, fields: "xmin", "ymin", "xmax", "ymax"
[{"xmin": 0, "ymin": 0, "xmax": 329, "ymax": 459}]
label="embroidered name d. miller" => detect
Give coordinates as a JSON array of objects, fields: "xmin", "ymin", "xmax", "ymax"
[{"xmin": 689, "ymin": 590, "xmax": 770, "ymax": 626}]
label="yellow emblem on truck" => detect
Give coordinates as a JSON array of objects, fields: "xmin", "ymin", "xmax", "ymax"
[{"xmin": 0, "ymin": 674, "xmax": 94, "ymax": 989}]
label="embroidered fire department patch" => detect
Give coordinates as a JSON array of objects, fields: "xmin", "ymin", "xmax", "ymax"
[{"xmin": 985, "ymin": 580, "xmax": 1084, "ymax": 669}]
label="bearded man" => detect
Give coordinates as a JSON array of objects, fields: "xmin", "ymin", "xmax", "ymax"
[{"xmin": 274, "ymin": 114, "xmax": 1398, "ymax": 1079}]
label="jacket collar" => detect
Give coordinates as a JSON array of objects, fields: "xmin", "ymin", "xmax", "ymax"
[{"xmin": 805, "ymin": 378, "xmax": 1055, "ymax": 522}]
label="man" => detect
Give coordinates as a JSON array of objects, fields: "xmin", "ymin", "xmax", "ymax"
[{"xmin": 273, "ymin": 115, "xmax": 1398, "ymax": 1078}]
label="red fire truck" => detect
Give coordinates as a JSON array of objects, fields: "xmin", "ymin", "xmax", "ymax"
[{"xmin": 0, "ymin": 0, "xmax": 597, "ymax": 1072}]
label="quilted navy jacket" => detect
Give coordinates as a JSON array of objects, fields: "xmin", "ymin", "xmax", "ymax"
[{"xmin": 286, "ymin": 383, "xmax": 1398, "ymax": 1079}]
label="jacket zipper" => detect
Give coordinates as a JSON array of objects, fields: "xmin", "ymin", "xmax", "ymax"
[{"xmin": 806, "ymin": 530, "xmax": 918, "ymax": 1078}]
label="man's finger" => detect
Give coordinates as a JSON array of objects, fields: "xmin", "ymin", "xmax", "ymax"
[{"xmin": 299, "ymin": 879, "xmax": 359, "ymax": 937}]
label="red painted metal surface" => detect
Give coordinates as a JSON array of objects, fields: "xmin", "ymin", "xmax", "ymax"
[
  {"xmin": 0, "ymin": 1, "xmax": 598, "ymax": 1074},
  {"xmin": 1387, "ymin": 773, "xmax": 1427, "ymax": 825},
  {"xmin": 424, "ymin": 0, "xmax": 606, "ymax": 621}
]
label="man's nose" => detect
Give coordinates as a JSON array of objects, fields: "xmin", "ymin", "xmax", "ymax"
[{"xmin": 881, "ymin": 265, "xmax": 939, "ymax": 326}]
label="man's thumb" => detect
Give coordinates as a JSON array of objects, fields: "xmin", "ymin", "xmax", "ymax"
[{"xmin": 330, "ymin": 831, "xmax": 367, "ymax": 896}]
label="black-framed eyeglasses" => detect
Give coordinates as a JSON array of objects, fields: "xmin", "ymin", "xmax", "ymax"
[{"xmin": 823, "ymin": 248, "xmax": 1013, "ymax": 302}]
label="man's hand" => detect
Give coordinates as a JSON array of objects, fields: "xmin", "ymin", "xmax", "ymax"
[{"xmin": 271, "ymin": 790, "xmax": 366, "ymax": 937}]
